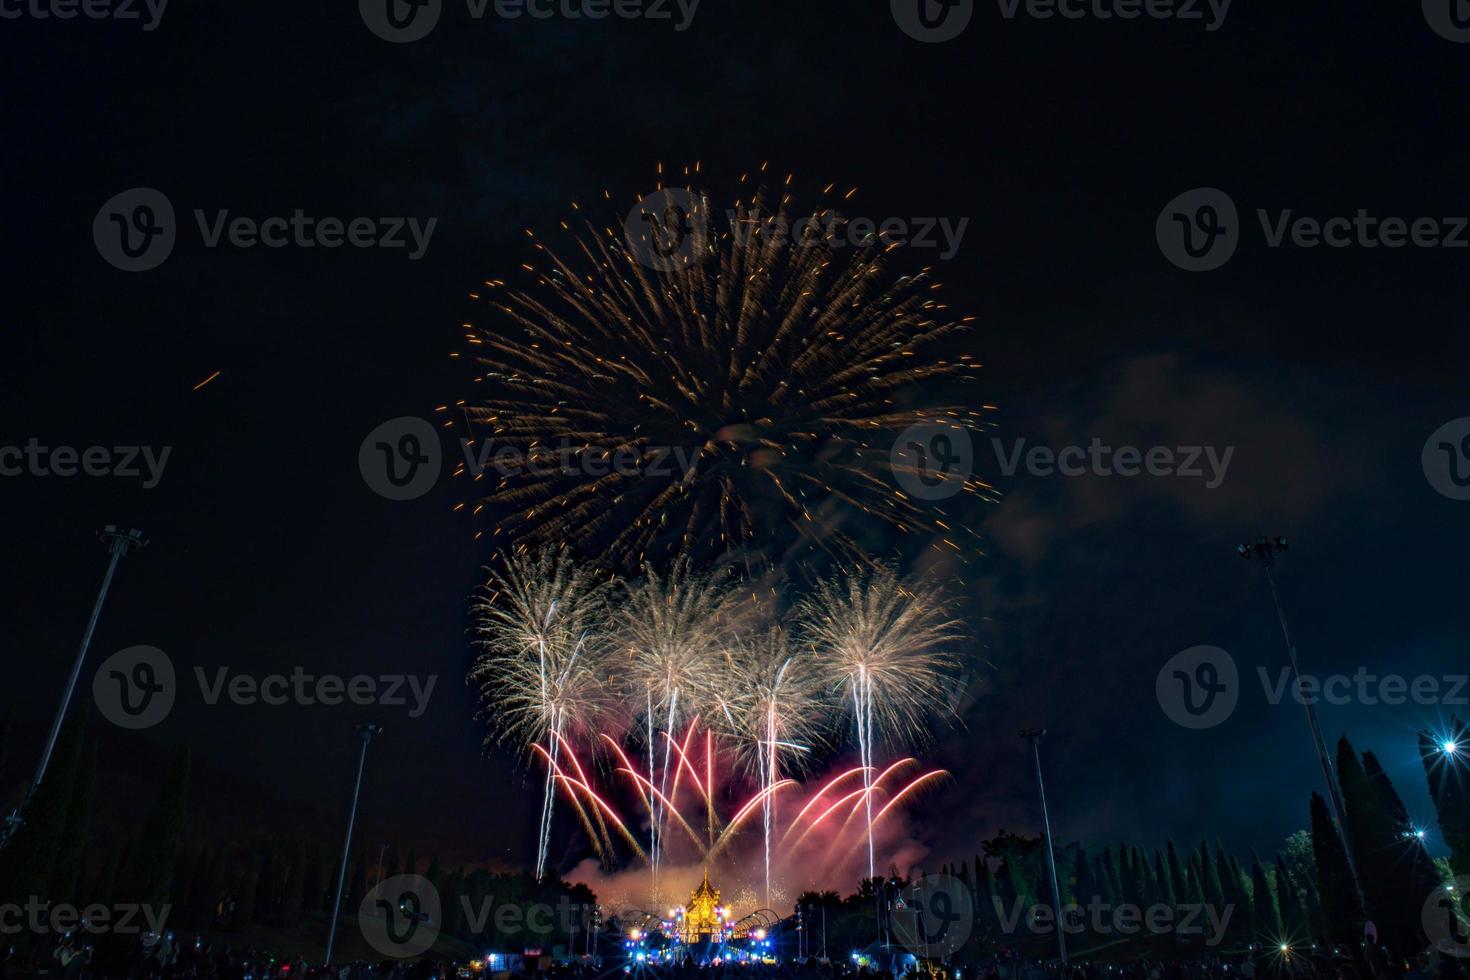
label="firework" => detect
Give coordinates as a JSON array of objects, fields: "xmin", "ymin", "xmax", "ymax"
[
  {"xmin": 800, "ymin": 561, "xmax": 964, "ymax": 877},
  {"xmin": 468, "ymin": 550, "xmax": 966, "ymax": 896},
  {"xmin": 612, "ymin": 560, "xmax": 748, "ymax": 887},
  {"xmin": 717, "ymin": 629, "xmax": 828, "ymax": 906},
  {"xmin": 576, "ymin": 716, "xmax": 936, "ymax": 890},
  {"xmin": 453, "ymin": 170, "xmax": 992, "ymax": 578},
  {"xmin": 469, "ymin": 549, "xmax": 614, "ymax": 879}
]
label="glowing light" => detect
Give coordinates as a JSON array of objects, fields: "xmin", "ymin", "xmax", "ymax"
[
  {"xmin": 1445, "ymin": 740, "xmax": 1459, "ymax": 756},
  {"xmin": 453, "ymin": 175, "xmax": 990, "ymax": 575},
  {"xmin": 470, "ymin": 557, "xmax": 964, "ymax": 897}
]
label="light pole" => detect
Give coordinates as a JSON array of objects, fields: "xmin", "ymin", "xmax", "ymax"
[
  {"xmin": 1238, "ymin": 536, "xmax": 1369, "ymax": 917},
  {"xmin": 325, "ymin": 722, "xmax": 382, "ymax": 965},
  {"xmin": 1020, "ymin": 728, "xmax": 1066, "ymax": 968},
  {"xmin": 1, "ymin": 525, "xmax": 146, "ymax": 850}
]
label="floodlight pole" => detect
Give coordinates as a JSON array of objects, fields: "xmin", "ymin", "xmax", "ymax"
[
  {"xmin": 326, "ymin": 723, "xmax": 381, "ymax": 964},
  {"xmin": 1238, "ymin": 536, "xmax": 1369, "ymax": 919},
  {"xmin": 0, "ymin": 525, "xmax": 146, "ymax": 851},
  {"xmin": 1020, "ymin": 728, "xmax": 1066, "ymax": 968}
]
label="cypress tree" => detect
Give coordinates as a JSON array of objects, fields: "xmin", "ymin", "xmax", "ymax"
[
  {"xmin": 1420, "ymin": 718, "xmax": 1470, "ymax": 878},
  {"xmin": 204, "ymin": 843, "xmax": 231, "ymax": 924},
  {"xmin": 1198, "ymin": 842, "xmax": 1225, "ymax": 911},
  {"xmin": 303, "ymin": 845, "xmax": 324, "ymax": 917},
  {"xmin": 1212, "ymin": 844, "xmax": 1237, "ymax": 927},
  {"xmin": 91, "ymin": 870, "xmax": 130, "ymax": 974},
  {"xmin": 975, "ymin": 857, "xmax": 1000, "ymax": 937},
  {"xmin": 1124, "ymin": 846, "xmax": 1141, "ymax": 904},
  {"xmin": 1002, "ymin": 849, "xmax": 1031, "ymax": 910},
  {"xmin": 1100, "ymin": 846, "xmax": 1124, "ymax": 907},
  {"xmin": 445, "ymin": 865, "xmax": 466, "ymax": 938},
  {"xmin": 237, "ymin": 845, "xmax": 260, "ymax": 921},
  {"xmin": 1091, "ymin": 847, "xmax": 1116, "ymax": 907},
  {"xmin": 346, "ymin": 847, "xmax": 368, "ymax": 914},
  {"xmin": 1121, "ymin": 846, "xmax": 1143, "ymax": 906},
  {"xmin": 186, "ymin": 844, "xmax": 215, "ymax": 927},
  {"xmin": 1363, "ymin": 750, "xmax": 1441, "ymax": 953},
  {"xmin": 1136, "ymin": 846, "xmax": 1153, "ymax": 904},
  {"xmin": 1154, "ymin": 849, "xmax": 1176, "ymax": 908},
  {"xmin": 993, "ymin": 852, "xmax": 1015, "ymax": 910},
  {"xmin": 0, "ymin": 706, "xmax": 88, "ymax": 908},
  {"xmin": 71, "ymin": 845, "xmax": 91, "ymax": 907},
  {"xmin": 1249, "ymin": 852, "xmax": 1282, "ymax": 940},
  {"xmin": 117, "ymin": 747, "xmax": 191, "ymax": 907},
  {"xmin": 1336, "ymin": 738, "xmax": 1389, "ymax": 931},
  {"xmin": 1309, "ymin": 791, "xmax": 1361, "ymax": 943},
  {"xmin": 1186, "ymin": 852, "xmax": 1205, "ymax": 904},
  {"xmin": 257, "ymin": 845, "xmax": 280, "ymax": 923},
  {"xmin": 172, "ymin": 848, "xmax": 199, "ymax": 927},
  {"xmin": 1072, "ymin": 848, "xmax": 1100, "ymax": 948},
  {"xmin": 95, "ymin": 749, "xmax": 189, "ymax": 976},
  {"xmin": 1166, "ymin": 841, "xmax": 1191, "ymax": 908},
  {"xmin": 1299, "ymin": 866, "xmax": 1325, "ymax": 939},
  {"xmin": 283, "ymin": 841, "xmax": 306, "ymax": 921},
  {"xmin": 325, "ymin": 856, "xmax": 342, "ymax": 915},
  {"xmin": 1273, "ymin": 853, "xmax": 1301, "ymax": 937},
  {"xmin": 87, "ymin": 846, "xmax": 110, "ymax": 905},
  {"xmin": 1072, "ymin": 846, "xmax": 1098, "ymax": 903},
  {"xmin": 1139, "ymin": 848, "xmax": 1160, "ymax": 907},
  {"xmin": 101, "ymin": 838, "xmax": 131, "ymax": 904},
  {"xmin": 51, "ymin": 737, "xmax": 96, "ymax": 905},
  {"xmin": 1226, "ymin": 852, "xmax": 1253, "ymax": 943},
  {"xmin": 465, "ymin": 871, "xmax": 487, "ymax": 942}
]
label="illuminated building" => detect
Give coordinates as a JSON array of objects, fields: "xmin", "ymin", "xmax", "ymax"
[{"xmin": 680, "ymin": 871, "xmax": 724, "ymax": 943}]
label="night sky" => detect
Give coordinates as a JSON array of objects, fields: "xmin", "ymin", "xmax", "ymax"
[{"xmin": 3, "ymin": 0, "xmax": 1469, "ymax": 882}]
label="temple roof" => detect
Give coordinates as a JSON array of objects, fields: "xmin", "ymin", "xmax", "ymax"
[{"xmin": 690, "ymin": 869, "xmax": 719, "ymax": 902}]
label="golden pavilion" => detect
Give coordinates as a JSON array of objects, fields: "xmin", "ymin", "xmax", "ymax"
[{"xmin": 678, "ymin": 870, "xmax": 725, "ymax": 943}]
